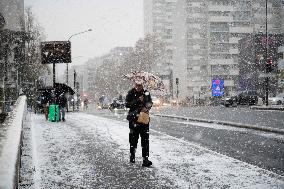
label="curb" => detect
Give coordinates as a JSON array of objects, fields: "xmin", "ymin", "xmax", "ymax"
[
  {"xmin": 250, "ymin": 106, "xmax": 284, "ymax": 111},
  {"xmin": 153, "ymin": 114, "xmax": 284, "ymax": 135}
]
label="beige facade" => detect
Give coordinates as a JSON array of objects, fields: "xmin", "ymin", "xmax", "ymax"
[
  {"xmin": 172, "ymin": 0, "xmax": 284, "ymax": 103},
  {"xmin": 144, "ymin": 0, "xmax": 177, "ymax": 97}
]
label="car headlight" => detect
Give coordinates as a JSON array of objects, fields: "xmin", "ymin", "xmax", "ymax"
[{"xmin": 154, "ymin": 99, "xmax": 160, "ymax": 104}]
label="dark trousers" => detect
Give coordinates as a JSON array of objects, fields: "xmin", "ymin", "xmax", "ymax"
[{"xmin": 129, "ymin": 122, "xmax": 149, "ymax": 158}]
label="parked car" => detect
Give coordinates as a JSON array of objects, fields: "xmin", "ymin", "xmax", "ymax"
[
  {"xmin": 109, "ymin": 98, "xmax": 125, "ymax": 110},
  {"xmin": 237, "ymin": 91, "xmax": 258, "ymax": 105},
  {"xmin": 221, "ymin": 96, "xmax": 238, "ymax": 107},
  {"xmin": 222, "ymin": 91, "xmax": 259, "ymax": 107},
  {"xmin": 98, "ymin": 95, "xmax": 110, "ymax": 109},
  {"xmin": 268, "ymin": 93, "xmax": 284, "ymax": 105},
  {"xmin": 152, "ymin": 96, "xmax": 162, "ymax": 107}
]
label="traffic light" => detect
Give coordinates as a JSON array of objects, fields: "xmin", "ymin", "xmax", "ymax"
[{"xmin": 266, "ymin": 59, "xmax": 273, "ymax": 72}]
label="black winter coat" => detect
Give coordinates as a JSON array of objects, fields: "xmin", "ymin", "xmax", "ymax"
[
  {"xmin": 56, "ymin": 94, "xmax": 67, "ymax": 108},
  {"xmin": 125, "ymin": 88, "xmax": 153, "ymax": 113}
]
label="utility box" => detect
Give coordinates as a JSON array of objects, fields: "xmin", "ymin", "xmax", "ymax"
[{"xmin": 48, "ymin": 104, "xmax": 59, "ymax": 122}]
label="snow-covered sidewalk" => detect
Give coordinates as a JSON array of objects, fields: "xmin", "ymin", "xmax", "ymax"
[{"xmin": 22, "ymin": 112, "xmax": 284, "ymax": 188}]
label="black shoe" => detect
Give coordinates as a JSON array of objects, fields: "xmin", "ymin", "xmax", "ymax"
[
  {"xmin": 130, "ymin": 155, "xmax": 135, "ymax": 163},
  {"xmin": 59, "ymin": 119, "xmax": 61, "ymax": 122},
  {"xmin": 142, "ymin": 158, "xmax": 152, "ymax": 167},
  {"xmin": 62, "ymin": 118, "xmax": 65, "ymax": 122}
]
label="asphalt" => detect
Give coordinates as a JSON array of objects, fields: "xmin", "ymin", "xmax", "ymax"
[
  {"xmin": 149, "ymin": 105, "xmax": 284, "ymax": 135},
  {"xmin": 87, "ymin": 104, "xmax": 284, "ymax": 134},
  {"xmin": 153, "ymin": 113, "xmax": 284, "ymax": 135}
]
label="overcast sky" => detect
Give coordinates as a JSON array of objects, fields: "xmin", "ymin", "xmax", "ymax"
[{"xmin": 24, "ymin": 0, "xmax": 144, "ymax": 75}]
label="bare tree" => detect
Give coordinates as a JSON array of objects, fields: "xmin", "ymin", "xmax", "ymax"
[
  {"xmin": 93, "ymin": 34, "xmax": 166, "ymax": 99},
  {"xmin": 21, "ymin": 7, "xmax": 49, "ymax": 83},
  {"xmin": 120, "ymin": 34, "xmax": 166, "ymax": 74},
  {"xmin": 20, "ymin": 7, "xmax": 49, "ymax": 105}
]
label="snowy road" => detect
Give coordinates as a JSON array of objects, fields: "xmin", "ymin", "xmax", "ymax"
[{"xmin": 20, "ymin": 112, "xmax": 284, "ymax": 188}]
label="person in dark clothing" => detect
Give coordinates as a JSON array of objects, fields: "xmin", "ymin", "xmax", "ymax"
[
  {"xmin": 41, "ymin": 92, "xmax": 51, "ymax": 120},
  {"xmin": 125, "ymin": 81, "xmax": 153, "ymax": 167},
  {"xmin": 56, "ymin": 93, "xmax": 67, "ymax": 122}
]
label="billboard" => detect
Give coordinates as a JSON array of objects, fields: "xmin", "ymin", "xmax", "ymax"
[
  {"xmin": 41, "ymin": 41, "xmax": 71, "ymax": 64},
  {"xmin": 212, "ymin": 79, "xmax": 224, "ymax": 97}
]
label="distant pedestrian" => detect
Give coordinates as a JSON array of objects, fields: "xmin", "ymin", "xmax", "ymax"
[
  {"xmin": 125, "ymin": 80, "xmax": 153, "ymax": 167},
  {"xmin": 57, "ymin": 93, "xmax": 67, "ymax": 122},
  {"xmin": 41, "ymin": 93, "xmax": 51, "ymax": 121},
  {"xmin": 84, "ymin": 99, "xmax": 89, "ymax": 110}
]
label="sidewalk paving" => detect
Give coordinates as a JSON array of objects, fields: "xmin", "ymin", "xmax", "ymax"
[{"xmin": 20, "ymin": 112, "xmax": 284, "ymax": 189}]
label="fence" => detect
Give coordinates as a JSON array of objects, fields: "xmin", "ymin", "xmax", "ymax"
[{"xmin": 0, "ymin": 96, "xmax": 27, "ymax": 189}]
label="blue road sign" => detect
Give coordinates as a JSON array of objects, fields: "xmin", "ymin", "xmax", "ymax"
[{"xmin": 212, "ymin": 79, "xmax": 224, "ymax": 97}]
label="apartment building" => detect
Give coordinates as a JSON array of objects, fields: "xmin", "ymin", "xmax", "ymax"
[
  {"xmin": 144, "ymin": 0, "xmax": 177, "ymax": 97},
  {"xmin": 172, "ymin": 0, "xmax": 283, "ymax": 103},
  {"xmin": 239, "ymin": 34, "xmax": 284, "ymax": 96}
]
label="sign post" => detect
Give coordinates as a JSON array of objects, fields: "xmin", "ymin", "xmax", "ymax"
[
  {"xmin": 40, "ymin": 41, "xmax": 71, "ymax": 88},
  {"xmin": 212, "ymin": 79, "xmax": 224, "ymax": 97},
  {"xmin": 175, "ymin": 78, "xmax": 179, "ymax": 99}
]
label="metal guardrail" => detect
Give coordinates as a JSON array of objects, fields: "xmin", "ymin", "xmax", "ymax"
[{"xmin": 0, "ymin": 96, "xmax": 27, "ymax": 189}]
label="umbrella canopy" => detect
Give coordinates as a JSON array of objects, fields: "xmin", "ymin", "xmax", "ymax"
[
  {"xmin": 124, "ymin": 71, "xmax": 165, "ymax": 91},
  {"xmin": 54, "ymin": 83, "xmax": 75, "ymax": 95},
  {"xmin": 37, "ymin": 83, "xmax": 75, "ymax": 95}
]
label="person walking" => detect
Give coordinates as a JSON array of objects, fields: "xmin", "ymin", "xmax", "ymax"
[
  {"xmin": 41, "ymin": 92, "xmax": 51, "ymax": 121},
  {"xmin": 125, "ymin": 80, "xmax": 153, "ymax": 167},
  {"xmin": 57, "ymin": 93, "xmax": 67, "ymax": 122}
]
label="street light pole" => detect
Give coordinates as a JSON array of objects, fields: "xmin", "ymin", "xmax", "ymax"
[
  {"xmin": 68, "ymin": 29, "xmax": 92, "ymax": 41},
  {"xmin": 66, "ymin": 29, "xmax": 92, "ymax": 86},
  {"xmin": 265, "ymin": 0, "xmax": 269, "ymax": 106},
  {"xmin": 73, "ymin": 70, "xmax": 76, "ymax": 111}
]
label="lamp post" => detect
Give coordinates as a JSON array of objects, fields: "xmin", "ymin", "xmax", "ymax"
[
  {"xmin": 66, "ymin": 29, "xmax": 92, "ymax": 86},
  {"xmin": 265, "ymin": 0, "xmax": 269, "ymax": 106},
  {"xmin": 73, "ymin": 70, "xmax": 76, "ymax": 111}
]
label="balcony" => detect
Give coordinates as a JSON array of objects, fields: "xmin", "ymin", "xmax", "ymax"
[
  {"xmin": 224, "ymin": 80, "xmax": 235, "ymax": 87},
  {"xmin": 229, "ymin": 37, "xmax": 240, "ymax": 44},
  {"xmin": 208, "ymin": 5, "xmax": 233, "ymax": 12},
  {"xmin": 229, "ymin": 48, "xmax": 239, "ymax": 54},
  {"xmin": 210, "ymin": 51, "xmax": 230, "ymax": 55},
  {"xmin": 229, "ymin": 27, "xmax": 253, "ymax": 33},
  {"xmin": 209, "ymin": 59, "xmax": 234, "ymax": 65},
  {"xmin": 278, "ymin": 46, "xmax": 284, "ymax": 53},
  {"xmin": 229, "ymin": 69, "xmax": 239, "ymax": 75},
  {"xmin": 209, "ymin": 16, "xmax": 233, "ymax": 23},
  {"xmin": 278, "ymin": 59, "xmax": 284, "ymax": 69},
  {"xmin": 210, "ymin": 28, "xmax": 229, "ymax": 33}
]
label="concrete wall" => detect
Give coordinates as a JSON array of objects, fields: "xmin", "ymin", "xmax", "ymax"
[{"xmin": 172, "ymin": 0, "xmax": 188, "ymax": 100}]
